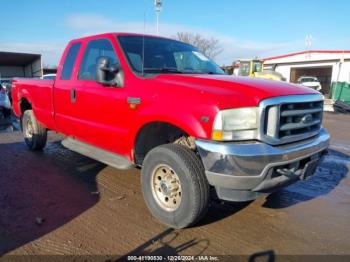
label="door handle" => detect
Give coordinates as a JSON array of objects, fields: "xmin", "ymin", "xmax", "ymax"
[{"xmin": 71, "ymin": 88, "xmax": 76, "ymax": 103}]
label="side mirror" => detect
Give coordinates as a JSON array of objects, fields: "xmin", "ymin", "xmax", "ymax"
[{"xmin": 96, "ymin": 57, "xmax": 124, "ymax": 87}]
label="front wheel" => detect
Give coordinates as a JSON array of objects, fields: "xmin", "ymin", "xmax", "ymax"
[
  {"xmin": 141, "ymin": 144, "xmax": 210, "ymax": 228},
  {"xmin": 22, "ymin": 110, "xmax": 47, "ymax": 150}
]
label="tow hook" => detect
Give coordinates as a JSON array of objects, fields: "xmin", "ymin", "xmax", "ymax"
[{"xmin": 276, "ymin": 168, "xmax": 297, "ymax": 178}]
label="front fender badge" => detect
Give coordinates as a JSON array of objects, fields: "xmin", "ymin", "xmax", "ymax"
[{"xmin": 201, "ymin": 116, "xmax": 209, "ymax": 123}]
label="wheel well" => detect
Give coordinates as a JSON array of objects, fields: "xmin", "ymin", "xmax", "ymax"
[
  {"xmin": 134, "ymin": 122, "xmax": 189, "ymax": 165},
  {"xmin": 20, "ymin": 98, "xmax": 32, "ymax": 114}
]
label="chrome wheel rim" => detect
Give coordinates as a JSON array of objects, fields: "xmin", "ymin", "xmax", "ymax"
[
  {"xmin": 25, "ymin": 119, "xmax": 34, "ymax": 139},
  {"xmin": 151, "ymin": 164, "xmax": 182, "ymax": 211}
]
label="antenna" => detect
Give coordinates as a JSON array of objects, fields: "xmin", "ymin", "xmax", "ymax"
[
  {"xmin": 305, "ymin": 34, "xmax": 312, "ymax": 59},
  {"xmin": 142, "ymin": 0, "xmax": 146, "ymax": 76},
  {"xmin": 155, "ymin": 0, "xmax": 162, "ymax": 35}
]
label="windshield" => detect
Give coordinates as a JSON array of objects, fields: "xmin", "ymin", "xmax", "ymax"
[{"xmin": 117, "ymin": 35, "xmax": 224, "ymax": 76}]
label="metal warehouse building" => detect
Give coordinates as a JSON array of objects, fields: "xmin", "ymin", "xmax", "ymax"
[
  {"xmin": 264, "ymin": 50, "xmax": 350, "ymax": 94},
  {"xmin": 0, "ymin": 51, "xmax": 42, "ymax": 83}
]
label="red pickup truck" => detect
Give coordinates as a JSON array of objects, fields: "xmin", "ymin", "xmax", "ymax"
[{"xmin": 12, "ymin": 33, "xmax": 330, "ymax": 228}]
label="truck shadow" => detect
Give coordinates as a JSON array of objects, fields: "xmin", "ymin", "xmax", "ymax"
[
  {"xmin": 0, "ymin": 139, "xmax": 103, "ymax": 255},
  {"xmin": 263, "ymin": 149, "xmax": 348, "ymax": 209},
  {"xmin": 117, "ymin": 227, "xmax": 275, "ymax": 262},
  {"xmin": 198, "ymin": 197, "xmax": 252, "ymax": 227},
  {"xmin": 117, "ymin": 228, "xmax": 210, "ymax": 260}
]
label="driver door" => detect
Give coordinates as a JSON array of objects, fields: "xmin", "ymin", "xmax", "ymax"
[{"xmin": 71, "ymin": 38, "xmax": 129, "ymax": 154}]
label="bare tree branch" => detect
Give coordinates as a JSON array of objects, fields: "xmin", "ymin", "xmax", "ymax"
[{"xmin": 173, "ymin": 32, "xmax": 223, "ymax": 59}]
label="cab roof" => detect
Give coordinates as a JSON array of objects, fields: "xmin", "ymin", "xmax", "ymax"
[{"xmin": 71, "ymin": 32, "xmax": 173, "ymax": 43}]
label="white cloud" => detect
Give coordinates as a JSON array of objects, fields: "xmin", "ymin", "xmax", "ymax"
[
  {"xmin": 65, "ymin": 13, "xmax": 300, "ymax": 65},
  {"xmin": 0, "ymin": 13, "xmax": 302, "ymax": 67},
  {"xmin": 65, "ymin": 14, "xmax": 188, "ymax": 35}
]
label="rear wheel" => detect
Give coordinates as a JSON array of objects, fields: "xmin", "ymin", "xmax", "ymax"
[
  {"xmin": 141, "ymin": 144, "xmax": 209, "ymax": 228},
  {"xmin": 22, "ymin": 110, "xmax": 47, "ymax": 150}
]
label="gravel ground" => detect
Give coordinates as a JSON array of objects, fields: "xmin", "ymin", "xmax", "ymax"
[{"xmin": 0, "ymin": 112, "xmax": 349, "ymax": 260}]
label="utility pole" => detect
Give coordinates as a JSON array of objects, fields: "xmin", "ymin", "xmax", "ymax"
[
  {"xmin": 305, "ymin": 34, "xmax": 312, "ymax": 60},
  {"xmin": 155, "ymin": 0, "xmax": 162, "ymax": 35}
]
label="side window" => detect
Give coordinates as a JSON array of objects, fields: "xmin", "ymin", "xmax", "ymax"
[
  {"xmin": 79, "ymin": 39, "xmax": 119, "ymax": 80},
  {"xmin": 61, "ymin": 42, "xmax": 81, "ymax": 80}
]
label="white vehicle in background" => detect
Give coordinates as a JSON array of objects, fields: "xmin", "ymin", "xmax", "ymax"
[
  {"xmin": 0, "ymin": 84, "xmax": 11, "ymax": 118},
  {"xmin": 298, "ymin": 76, "xmax": 322, "ymax": 91},
  {"xmin": 41, "ymin": 74, "xmax": 56, "ymax": 80}
]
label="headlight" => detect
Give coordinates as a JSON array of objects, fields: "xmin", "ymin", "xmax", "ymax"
[{"xmin": 212, "ymin": 107, "xmax": 259, "ymax": 141}]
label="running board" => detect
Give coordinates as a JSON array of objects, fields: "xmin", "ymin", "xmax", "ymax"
[{"xmin": 62, "ymin": 137, "xmax": 135, "ymax": 170}]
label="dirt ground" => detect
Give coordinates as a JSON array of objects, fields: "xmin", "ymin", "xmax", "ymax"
[{"xmin": 0, "ymin": 113, "xmax": 349, "ymax": 260}]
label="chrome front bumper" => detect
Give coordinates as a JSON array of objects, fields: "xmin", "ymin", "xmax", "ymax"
[{"xmin": 195, "ymin": 128, "xmax": 330, "ymax": 201}]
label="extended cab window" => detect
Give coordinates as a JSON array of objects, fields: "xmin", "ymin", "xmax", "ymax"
[
  {"xmin": 61, "ymin": 42, "xmax": 81, "ymax": 80},
  {"xmin": 79, "ymin": 39, "xmax": 119, "ymax": 80}
]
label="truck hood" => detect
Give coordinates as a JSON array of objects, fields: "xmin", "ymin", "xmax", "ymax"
[{"xmin": 155, "ymin": 74, "xmax": 319, "ymax": 108}]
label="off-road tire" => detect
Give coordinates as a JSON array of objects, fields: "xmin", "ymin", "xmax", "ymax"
[
  {"xmin": 22, "ymin": 110, "xmax": 47, "ymax": 150},
  {"xmin": 141, "ymin": 144, "xmax": 210, "ymax": 228}
]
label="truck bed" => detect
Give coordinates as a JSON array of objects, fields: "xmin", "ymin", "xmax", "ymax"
[{"xmin": 12, "ymin": 78, "xmax": 56, "ymax": 130}]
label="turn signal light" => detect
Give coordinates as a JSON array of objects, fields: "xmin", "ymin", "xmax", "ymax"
[{"xmin": 212, "ymin": 130, "xmax": 223, "ymax": 141}]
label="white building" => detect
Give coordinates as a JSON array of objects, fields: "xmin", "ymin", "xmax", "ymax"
[
  {"xmin": 0, "ymin": 51, "xmax": 42, "ymax": 84},
  {"xmin": 264, "ymin": 50, "xmax": 350, "ymax": 94}
]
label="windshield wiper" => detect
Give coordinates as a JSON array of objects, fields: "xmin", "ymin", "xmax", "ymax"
[
  {"xmin": 143, "ymin": 67, "xmax": 184, "ymax": 74},
  {"xmin": 142, "ymin": 67, "xmax": 222, "ymax": 75}
]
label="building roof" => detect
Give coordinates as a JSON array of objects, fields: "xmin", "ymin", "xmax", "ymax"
[
  {"xmin": 264, "ymin": 50, "xmax": 350, "ymax": 62},
  {"xmin": 0, "ymin": 51, "xmax": 41, "ymax": 66}
]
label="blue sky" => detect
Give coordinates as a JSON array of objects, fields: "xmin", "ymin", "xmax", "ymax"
[{"xmin": 0, "ymin": 0, "xmax": 349, "ymax": 66}]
